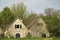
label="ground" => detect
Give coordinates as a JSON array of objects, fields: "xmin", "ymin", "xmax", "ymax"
[{"xmin": 0, "ymin": 37, "xmax": 60, "ymax": 40}]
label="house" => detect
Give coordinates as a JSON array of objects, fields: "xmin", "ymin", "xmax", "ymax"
[
  {"xmin": 4, "ymin": 18, "xmax": 50, "ymax": 38},
  {"xmin": 5, "ymin": 19, "xmax": 28, "ymax": 38},
  {"xmin": 27, "ymin": 18, "xmax": 50, "ymax": 37}
]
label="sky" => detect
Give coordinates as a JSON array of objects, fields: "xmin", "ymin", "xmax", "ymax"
[{"xmin": 0, "ymin": 0, "xmax": 60, "ymax": 13}]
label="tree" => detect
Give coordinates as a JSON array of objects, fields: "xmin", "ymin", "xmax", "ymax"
[
  {"xmin": 0, "ymin": 7, "xmax": 15, "ymax": 29},
  {"xmin": 42, "ymin": 8, "xmax": 60, "ymax": 37},
  {"xmin": 10, "ymin": 2, "xmax": 27, "ymax": 20}
]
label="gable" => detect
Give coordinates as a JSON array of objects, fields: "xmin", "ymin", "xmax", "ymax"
[
  {"xmin": 8, "ymin": 19, "xmax": 27, "ymax": 30},
  {"xmin": 28, "ymin": 18, "xmax": 45, "ymax": 29}
]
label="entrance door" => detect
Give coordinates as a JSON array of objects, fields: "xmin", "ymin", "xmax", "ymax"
[
  {"xmin": 42, "ymin": 34, "xmax": 46, "ymax": 37},
  {"xmin": 16, "ymin": 33, "xmax": 20, "ymax": 38}
]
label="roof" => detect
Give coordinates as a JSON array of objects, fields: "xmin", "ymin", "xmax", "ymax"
[
  {"xmin": 6, "ymin": 17, "xmax": 45, "ymax": 30},
  {"xmin": 27, "ymin": 17, "xmax": 41, "ymax": 29}
]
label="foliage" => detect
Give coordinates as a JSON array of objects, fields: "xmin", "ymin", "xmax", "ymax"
[
  {"xmin": 0, "ymin": 7, "xmax": 15, "ymax": 29},
  {"xmin": 0, "ymin": 37, "xmax": 52, "ymax": 40},
  {"xmin": 42, "ymin": 8, "xmax": 60, "ymax": 37},
  {"xmin": 10, "ymin": 2, "xmax": 27, "ymax": 20}
]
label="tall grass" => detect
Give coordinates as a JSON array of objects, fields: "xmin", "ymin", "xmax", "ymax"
[{"xmin": 1, "ymin": 37, "xmax": 60, "ymax": 40}]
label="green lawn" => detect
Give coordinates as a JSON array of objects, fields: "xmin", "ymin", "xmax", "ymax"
[{"xmin": 0, "ymin": 37, "xmax": 60, "ymax": 40}]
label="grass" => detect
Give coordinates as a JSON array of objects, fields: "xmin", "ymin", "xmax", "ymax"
[{"xmin": 0, "ymin": 37, "xmax": 60, "ymax": 40}]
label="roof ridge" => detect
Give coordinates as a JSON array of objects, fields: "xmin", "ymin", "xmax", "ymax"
[{"xmin": 28, "ymin": 17, "xmax": 40, "ymax": 29}]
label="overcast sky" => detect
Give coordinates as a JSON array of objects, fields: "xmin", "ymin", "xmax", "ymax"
[{"xmin": 0, "ymin": 0, "xmax": 60, "ymax": 13}]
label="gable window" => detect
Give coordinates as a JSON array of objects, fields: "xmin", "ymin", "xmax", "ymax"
[
  {"xmin": 15, "ymin": 25, "xmax": 19, "ymax": 29},
  {"xmin": 15, "ymin": 24, "xmax": 22, "ymax": 29},
  {"xmin": 37, "ymin": 23, "xmax": 43, "ymax": 26}
]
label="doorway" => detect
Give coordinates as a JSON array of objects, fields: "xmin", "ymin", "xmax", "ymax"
[
  {"xmin": 42, "ymin": 34, "xmax": 46, "ymax": 37},
  {"xmin": 16, "ymin": 33, "xmax": 20, "ymax": 38}
]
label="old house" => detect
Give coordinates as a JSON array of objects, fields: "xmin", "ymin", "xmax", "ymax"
[
  {"xmin": 5, "ymin": 19, "xmax": 28, "ymax": 38},
  {"xmin": 4, "ymin": 18, "xmax": 50, "ymax": 38},
  {"xmin": 27, "ymin": 18, "xmax": 50, "ymax": 37}
]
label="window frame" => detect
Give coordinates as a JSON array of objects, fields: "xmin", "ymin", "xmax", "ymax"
[{"xmin": 15, "ymin": 24, "xmax": 22, "ymax": 29}]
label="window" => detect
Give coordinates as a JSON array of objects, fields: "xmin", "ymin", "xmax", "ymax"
[
  {"xmin": 28, "ymin": 28, "xmax": 30, "ymax": 29},
  {"xmin": 15, "ymin": 25, "xmax": 19, "ymax": 29},
  {"xmin": 15, "ymin": 24, "xmax": 22, "ymax": 29},
  {"xmin": 27, "ymin": 32, "xmax": 31, "ymax": 37},
  {"xmin": 20, "ymin": 25, "xmax": 22, "ymax": 29},
  {"xmin": 37, "ymin": 23, "xmax": 43, "ymax": 26},
  {"xmin": 42, "ymin": 34, "xmax": 46, "ymax": 37}
]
